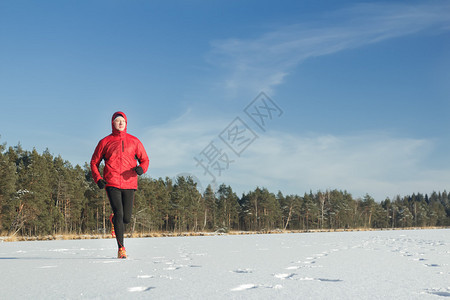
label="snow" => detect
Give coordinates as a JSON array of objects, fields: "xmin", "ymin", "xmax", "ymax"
[{"xmin": 0, "ymin": 229, "xmax": 449, "ymax": 299}]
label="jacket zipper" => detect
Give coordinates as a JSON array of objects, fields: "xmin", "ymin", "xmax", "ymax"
[{"xmin": 121, "ymin": 140, "xmax": 124, "ymax": 187}]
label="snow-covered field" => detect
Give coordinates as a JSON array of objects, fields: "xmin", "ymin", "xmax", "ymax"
[{"xmin": 1, "ymin": 229, "xmax": 449, "ymax": 299}]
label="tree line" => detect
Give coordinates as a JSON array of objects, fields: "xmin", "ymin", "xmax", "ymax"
[{"xmin": 1, "ymin": 142, "xmax": 449, "ymax": 236}]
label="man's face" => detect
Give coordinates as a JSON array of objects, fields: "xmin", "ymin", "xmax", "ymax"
[{"xmin": 113, "ymin": 117, "xmax": 126, "ymax": 131}]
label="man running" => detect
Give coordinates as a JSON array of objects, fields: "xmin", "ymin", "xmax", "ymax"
[{"xmin": 90, "ymin": 111, "xmax": 149, "ymax": 258}]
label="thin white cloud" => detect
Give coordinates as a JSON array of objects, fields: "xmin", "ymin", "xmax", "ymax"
[
  {"xmin": 207, "ymin": 2, "xmax": 450, "ymax": 96},
  {"xmin": 141, "ymin": 109, "xmax": 227, "ymax": 176},
  {"xmin": 228, "ymin": 131, "xmax": 445, "ymax": 200},
  {"xmin": 141, "ymin": 110, "xmax": 449, "ymax": 200},
  {"xmin": 142, "ymin": 2, "xmax": 450, "ymax": 198}
]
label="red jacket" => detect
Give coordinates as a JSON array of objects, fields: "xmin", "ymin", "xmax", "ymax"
[{"xmin": 90, "ymin": 111, "xmax": 149, "ymax": 190}]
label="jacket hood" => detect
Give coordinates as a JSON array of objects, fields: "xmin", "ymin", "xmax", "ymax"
[{"xmin": 111, "ymin": 111, "xmax": 127, "ymax": 135}]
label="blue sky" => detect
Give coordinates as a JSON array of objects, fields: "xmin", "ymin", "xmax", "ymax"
[{"xmin": 1, "ymin": 0, "xmax": 450, "ymax": 201}]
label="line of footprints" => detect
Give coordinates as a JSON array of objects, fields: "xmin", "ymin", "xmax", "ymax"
[{"xmin": 125, "ymin": 236, "xmax": 449, "ymax": 296}]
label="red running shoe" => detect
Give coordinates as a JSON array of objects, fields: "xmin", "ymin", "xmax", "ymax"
[
  {"xmin": 109, "ymin": 213, "xmax": 116, "ymax": 238},
  {"xmin": 118, "ymin": 247, "xmax": 127, "ymax": 259}
]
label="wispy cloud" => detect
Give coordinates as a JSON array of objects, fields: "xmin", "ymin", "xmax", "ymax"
[
  {"xmin": 230, "ymin": 131, "xmax": 447, "ymax": 200},
  {"xmin": 141, "ymin": 109, "xmax": 227, "ymax": 177},
  {"xmin": 142, "ymin": 2, "xmax": 450, "ymax": 199},
  {"xmin": 207, "ymin": 2, "xmax": 450, "ymax": 95},
  {"xmin": 141, "ymin": 110, "xmax": 449, "ymax": 200}
]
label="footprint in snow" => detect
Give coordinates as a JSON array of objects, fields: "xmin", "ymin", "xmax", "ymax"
[
  {"xmin": 316, "ymin": 278, "xmax": 343, "ymax": 282},
  {"xmin": 425, "ymin": 288, "xmax": 450, "ymax": 297},
  {"xmin": 425, "ymin": 263, "xmax": 440, "ymax": 267},
  {"xmin": 298, "ymin": 277, "xmax": 342, "ymax": 282},
  {"xmin": 232, "ymin": 268, "xmax": 253, "ymax": 274},
  {"xmin": 137, "ymin": 275, "xmax": 154, "ymax": 279},
  {"xmin": 230, "ymin": 284, "xmax": 258, "ymax": 291},
  {"xmin": 412, "ymin": 258, "xmax": 427, "ymax": 261},
  {"xmin": 128, "ymin": 286, "xmax": 155, "ymax": 292},
  {"xmin": 304, "ymin": 260, "xmax": 316, "ymax": 264},
  {"xmin": 274, "ymin": 273, "xmax": 296, "ymax": 279}
]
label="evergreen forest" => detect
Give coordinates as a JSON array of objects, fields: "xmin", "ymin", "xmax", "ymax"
[{"xmin": 1, "ymin": 142, "xmax": 449, "ymax": 237}]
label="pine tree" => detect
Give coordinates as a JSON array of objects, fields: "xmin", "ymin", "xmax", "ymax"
[
  {"xmin": 301, "ymin": 192, "xmax": 318, "ymax": 230},
  {"xmin": 170, "ymin": 176, "xmax": 202, "ymax": 232},
  {"xmin": 361, "ymin": 194, "xmax": 376, "ymax": 228},
  {"xmin": 203, "ymin": 185, "xmax": 217, "ymax": 231},
  {"xmin": 216, "ymin": 184, "xmax": 240, "ymax": 231},
  {"xmin": 0, "ymin": 140, "xmax": 17, "ymax": 233}
]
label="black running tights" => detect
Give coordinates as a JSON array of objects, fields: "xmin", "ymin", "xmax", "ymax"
[{"xmin": 106, "ymin": 187, "xmax": 135, "ymax": 248}]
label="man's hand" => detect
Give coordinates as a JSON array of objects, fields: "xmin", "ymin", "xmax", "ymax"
[
  {"xmin": 97, "ymin": 179, "xmax": 107, "ymax": 189},
  {"xmin": 134, "ymin": 166, "xmax": 144, "ymax": 176}
]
